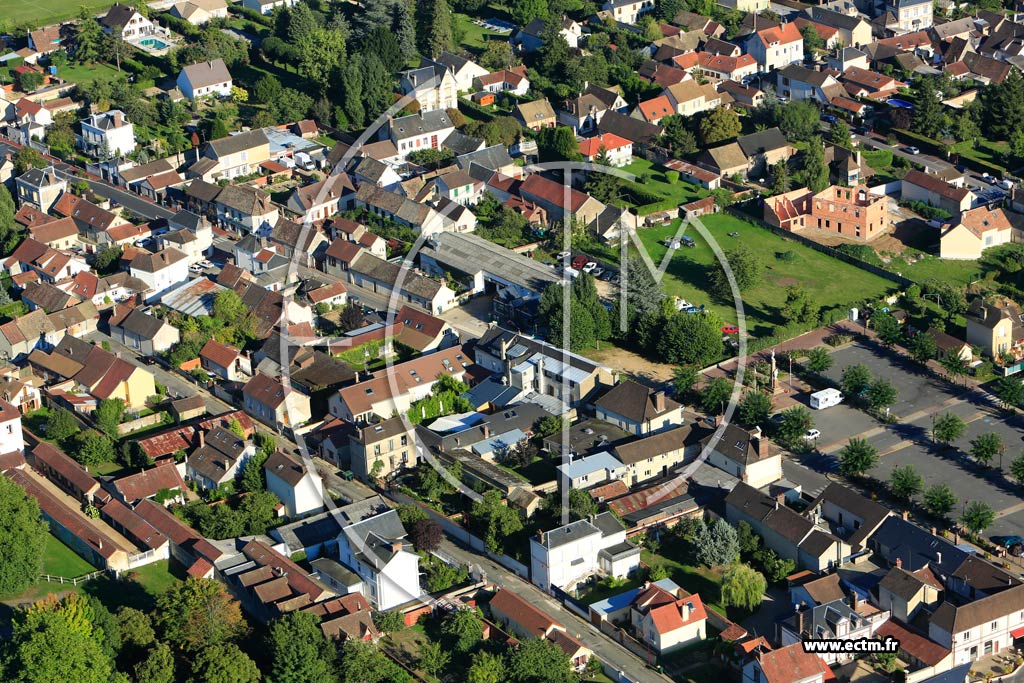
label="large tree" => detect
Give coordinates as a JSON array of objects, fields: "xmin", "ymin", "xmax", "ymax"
[
  {"xmin": 94, "ymin": 398, "xmax": 126, "ymax": 439},
  {"xmin": 507, "ymin": 637, "xmax": 573, "ymax": 683},
  {"xmin": 0, "ymin": 476, "xmax": 47, "ymax": 595},
  {"xmin": 267, "ymin": 611, "xmax": 336, "ymax": 683},
  {"xmin": 866, "ymin": 378, "xmax": 898, "ymax": 413},
  {"xmin": 74, "ymin": 7, "xmax": 108, "ymax": 64},
  {"xmin": 657, "ymin": 312, "xmax": 723, "ymax": 366},
  {"xmin": 839, "ymin": 437, "xmax": 878, "ymax": 478},
  {"xmin": 510, "ymin": 0, "xmax": 549, "ymax": 26},
  {"xmin": 776, "ymin": 406, "xmax": 813, "ymax": 445},
  {"xmin": 801, "ymin": 137, "xmax": 829, "ymax": 192},
  {"xmin": 699, "ymin": 106, "xmax": 741, "ymax": 145},
  {"xmin": 700, "ymin": 377, "xmax": 733, "ymax": 416},
  {"xmin": 738, "ymin": 391, "xmax": 773, "ymax": 428},
  {"xmin": 5, "ymin": 608, "xmax": 113, "ymax": 683},
  {"xmin": 156, "ymin": 577, "xmax": 247, "ymax": 652},
  {"xmin": 969, "ymin": 432, "xmax": 1004, "ymax": 468},
  {"xmin": 441, "ymin": 607, "xmax": 483, "ymax": 653},
  {"xmin": 872, "ymin": 312, "xmax": 903, "ymax": 347},
  {"xmin": 422, "ymin": 0, "xmax": 454, "ymax": 57},
  {"xmin": 932, "ymin": 412, "xmax": 966, "ymax": 446},
  {"xmin": 961, "ymin": 500, "xmax": 996, "ymax": 535},
  {"xmin": 134, "ymin": 641, "xmax": 175, "ymax": 683},
  {"xmin": 714, "ymin": 243, "xmax": 764, "ymax": 293},
  {"xmin": 889, "ymin": 465, "xmax": 923, "ymax": 502},
  {"xmin": 467, "ymin": 651, "xmax": 506, "ymax": 683},
  {"xmin": 189, "ymin": 643, "xmax": 261, "ymax": 683},
  {"xmin": 720, "ymin": 563, "xmax": 767, "ymax": 611},
  {"xmin": 338, "ymin": 640, "xmax": 412, "ymax": 683},
  {"xmin": 995, "ymin": 375, "xmax": 1024, "ymax": 410},
  {"xmin": 694, "ymin": 518, "xmax": 739, "ymax": 567},
  {"xmin": 840, "ymin": 363, "xmax": 873, "ymax": 397},
  {"xmin": 912, "ymin": 76, "xmax": 948, "ymax": 140},
  {"xmin": 923, "ymin": 483, "xmax": 957, "ymax": 517}
]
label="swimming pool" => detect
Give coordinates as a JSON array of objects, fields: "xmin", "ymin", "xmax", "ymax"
[{"xmin": 140, "ymin": 37, "xmax": 170, "ymax": 50}]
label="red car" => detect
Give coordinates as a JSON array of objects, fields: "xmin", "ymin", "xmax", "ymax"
[
  {"xmin": 571, "ymin": 255, "xmax": 588, "ymax": 270},
  {"xmin": 722, "ymin": 325, "xmax": 739, "ymax": 335}
]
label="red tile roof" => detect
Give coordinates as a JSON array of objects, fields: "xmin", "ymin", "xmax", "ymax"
[
  {"xmin": 755, "ymin": 643, "xmax": 830, "ymax": 683},
  {"xmin": 874, "ymin": 620, "xmax": 950, "ymax": 667},
  {"xmin": 521, "ymin": 174, "xmax": 591, "ymax": 212},
  {"xmin": 111, "ymin": 462, "xmax": 185, "ymax": 503},
  {"xmin": 135, "ymin": 411, "xmax": 254, "ymax": 459},
  {"xmin": 578, "ymin": 133, "xmax": 632, "ymax": 157},
  {"xmin": 757, "ymin": 22, "xmax": 802, "ymax": 46},
  {"xmin": 489, "ymin": 588, "xmax": 559, "ymax": 638},
  {"xmin": 200, "ymin": 338, "xmax": 241, "ymax": 370}
]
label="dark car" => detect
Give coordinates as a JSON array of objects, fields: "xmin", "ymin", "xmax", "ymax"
[
  {"xmin": 821, "ymin": 114, "xmax": 838, "ymax": 123},
  {"xmin": 140, "ymin": 355, "xmax": 159, "ymax": 366},
  {"xmin": 992, "ymin": 535, "xmax": 1024, "ymax": 556}
]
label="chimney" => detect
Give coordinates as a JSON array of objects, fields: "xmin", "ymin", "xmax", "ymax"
[
  {"xmin": 931, "ymin": 527, "xmax": 937, "ymax": 536},
  {"xmin": 756, "ymin": 437, "xmax": 769, "ymax": 458},
  {"xmin": 643, "ymin": 581, "xmax": 651, "ymax": 590},
  {"xmin": 776, "ymin": 492, "xmax": 786, "ymax": 505},
  {"xmin": 895, "ymin": 557, "xmax": 902, "ymax": 569},
  {"xmin": 198, "ymin": 430, "xmax": 205, "ymax": 448},
  {"xmin": 653, "ymin": 390, "xmax": 666, "ymax": 412},
  {"xmin": 775, "ymin": 498, "xmax": 780, "ymax": 510},
  {"xmin": 537, "ymin": 530, "xmax": 544, "ymax": 543},
  {"xmin": 680, "ymin": 601, "xmax": 691, "ymax": 622},
  {"xmin": 482, "ymin": 424, "xmax": 490, "ymax": 439},
  {"xmin": 851, "ymin": 591, "xmax": 859, "ymax": 611},
  {"xmin": 391, "ymin": 541, "xmax": 403, "ymax": 553},
  {"xmin": 902, "ymin": 510, "xmax": 909, "ymax": 521},
  {"xmin": 936, "ymin": 551, "xmax": 942, "ymax": 564},
  {"xmin": 499, "ymin": 337, "xmax": 510, "ymax": 361},
  {"xmin": 536, "ymin": 356, "xmax": 546, "ymax": 395},
  {"xmin": 796, "ymin": 604, "xmax": 804, "ymax": 635}
]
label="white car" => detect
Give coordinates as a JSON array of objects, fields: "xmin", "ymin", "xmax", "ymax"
[
  {"xmin": 554, "ymin": 251, "xmax": 571, "ymax": 261},
  {"xmin": 804, "ymin": 429, "xmax": 821, "ymax": 440},
  {"xmin": 582, "ymin": 262, "xmax": 598, "ymax": 273},
  {"xmin": 189, "ymin": 264, "xmax": 204, "ymax": 273}
]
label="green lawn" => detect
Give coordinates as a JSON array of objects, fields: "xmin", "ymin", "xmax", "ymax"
[
  {"xmin": 951, "ymin": 138, "xmax": 1010, "ymax": 167},
  {"xmin": 7, "ymin": 0, "xmax": 114, "ymax": 26},
  {"xmin": 619, "ymin": 158, "xmax": 709, "ymax": 210},
  {"xmin": 633, "ymin": 214, "xmax": 897, "ymax": 337},
  {"xmin": 454, "ymin": 13, "xmax": 508, "ymax": 52},
  {"xmin": 42, "ymin": 535, "xmax": 96, "ymax": 578},
  {"xmin": 893, "ymin": 254, "xmax": 981, "ymax": 286},
  {"xmin": 127, "ymin": 560, "xmax": 183, "ymax": 598},
  {"xmin": 52, "ymin": 63, "xmax": 123, "ymax": 89}
]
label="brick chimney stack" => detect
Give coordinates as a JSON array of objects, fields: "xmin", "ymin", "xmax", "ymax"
[
  {"xmin": 198, "ymin": 430, "xmax": 205, "ymax": 448},
  {"xmin": 756, "ymin": 436, "xmax": 770, "ymax": 458},
  {"xmin": 895, "ymin": 557, "xmax": 902, "ymax": 569},
  {"xmin": 653, "ymin": 390, "xmax": 666, "ymax": 412}
]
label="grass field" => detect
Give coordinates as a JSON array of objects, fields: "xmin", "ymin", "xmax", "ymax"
[
  {"xmin": 454, "ymin": 13, "xmax": 509, "ymax": 52},
  {"xmin": 42, "ymin": 535, "xmax": 96, "ymax": 578},
  {"xmin": 619, "ymin": 158, "xmax": 709, "ymax": 208},
  {"xmin": 634, "ymin": 214, "xmax": 897, "ymax": 337},
  {"xmin": 8, "ymin": 0, "xmax": 114, "ymax": 27},
  {"xmin": 893, "ymin": 254, "xmax": 981, "ymax": 286},
  {"xmin": 53, "ymin": 63, "xmax": 123, "ymax": 89}
]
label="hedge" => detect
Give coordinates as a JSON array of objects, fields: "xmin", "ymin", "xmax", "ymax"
[
  {"xmin": 636, "ymin": 199, "xmax": 680, "ymax": 216},
  {"xmin": 893, "ymin": 128, "xmax": 1007, "ymax": 176},
  {"xmin": 155, "ymin": 12, "xmax": 203, "ymax": 40},
  {"xmin": 229, "ymin": 4, "xmax": 276, "ymax": 27}
]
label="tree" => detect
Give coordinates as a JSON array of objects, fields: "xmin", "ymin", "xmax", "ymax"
[
  {"xmin": 912, "ymin": 76, "xmax": 948, "ymax": 140},
  {"xmin": 720, "ymin": 563, "xmax": 767, "ymax": 611},
  {"xmin": 828, "ymin": 119, "xmax": 851, "ymax": 148},
  {"xmin": 467, "ymin": 651, "xmax": 506, "ymax": 683},
  {"xmin": 71, "ymin": 431, "xmax": 115, "ymax": 467},
  {"xmin": 418, "ymin": 640, "xmax": 451, "ymax": 676},
  {"xmin": 866, "ymin": 378, "xmax": 898, "ymax": 413},
  {"xmin": 961, "ymin": 500, "xmax": 996, "ymax": 535},
  {"xmin": 372, "ymin": 609, "xmax": 406, "ymax": 634},
  {"xmin": 45, "ymin": 407, "xmax": 79, "ymax": 442},
  {"xmin": 507, "ymin": 637, "xmax": 573, "ymax": 683},
  {"xmin": 940, "ymin": 353, "xmax": 970, "ymax": 386},
  {"xmin": 74, "ymin": 7, "xmax": 107, "ymax": 64},
  {"xmin": 569, "ymin": 487, "xmax": 598, "ymax": 521},
  {"xmin": 839, "ymin": 437, "xmax": 878, "ymax": 478},
  {"xmin": 923, "ymin": 483, "xmax": 957, "ymax": 517},
  {"xmin": 657, "ymin": 312, "xmax": 723, "ymax": 366},
  {"xmin": 715, "ymin": 243, "xmax": 764, "ymax": 292},
  {"xmin": 338, "ymin": 640, "xmax": 410, "ymax": 683},
  {"xmin": 736, "ymin": 520, "xmax": 760, "ymax": 556},
  {"xmin": 93, "ymin": 398, "xmax": 125, "ymax": 439},
  {"xmin": 800, "ymin": 24, "xmax": 823, "ymax": 54},
  {"xmin": 778, "ymin": 100, "xmax": 820, "ymax": 142},
  {"xmin": 239, "ymin": 450, "xmax": 269, "ymax": 492},
  {"xmin": 754, "ymin": 547, "xmax": 795, "ymax": 583},
  {"xmin": 969, "ymin": 432, "xmax": 1004, "ymax": 467},
  {"xmin": 701, "ymin": 377, "xmax": 733, "ymax": 416},
  {"xmin": 841, "ymin": 364, "xmax": 873, "ymax": 397},
  {"xmin": 5, "ymin": 608, "xmax": 113, "ymax": 683},
  {"xmin": 92, "ymin": 245, "xmax": 122, "ymax": 275},
  {"xmin": 738, "ymin": 391, "xmax": 772, "ymax": 428},
  {"xmin": 805, "ymin": 347, "xmax": 832, "ymax": 373},
  {"xmin": 267, "ymin": 611, "xmax": 336, "ymax": 683},
  {"xmin": 510, "ymin": 0, "xmax": 548, "ymax": 27},
  {"xmin": 781, "ymin": 285, "xmax": 818, "ymax": 325},
  {"xmin": 253, "ymin": 74, "xmax": 283, "ymax": 104},
  {"xmin": 909, "ymin": 332, "xmax": 937, "ymax": 364},
  {"xmin": 409, "ymin": 518, "xmax": 443, "ymax": 552},
  {"xmin": 699, "ymin": 106, "xmax": 742, "ymax": 145},
  {"xmin": 801, "ymin": 137, "xmax": 829, "ymax": 192},
  {"xmin": 672, "ymin": 365, "xmax": 699, "ymax": 400},
  {"xmin": 0, "ymin": 476, "xmax": 47, "ymax": 594},
  {"xmin": 423, "ymin": 0, "xmax": 454, "ymax": 57},
  {"xmin": 872, "ymin": 312, "xmax": 902, "ymax": 347},
  {"xmin": 995, "ymin": 375, "xmax": 1024, "ymax": 409},
  {"xmin": 776, "ymin": 406, "xmax": 813, "ymax": 445},
  {"xmin": 134, "ymin": 641, "xmax": 175, "ymax": 683},
  {"xmin": 156, "ymin": 577, "xmax": 246, "ymax": 652},
  {"xmin": 537, "ymin": 126, "xmax": 580, "ymax": 162},
  {"xmin": 188, "ymin": 643, "xmax": 260, "ymax": 683},
  {"xmin": 1011, "ymin": 455, "xmax": 1024, "ymax": 484},
  {"xmin": 13, "ymin": 147, "xmax": 46, "ymax": 174},
  {"xmin": 770, "ymin": 159, "xmax": 791, "ymax": 195},
  {"xmin": 440, "ymin": 608, "xmax": 483, "ymax": 653},
  {"xmin": 694, "ymin": 518, "xmax": 739, "ymax": 567},
  {"xmin": 889, "ymin": 465, "xmax": 924, "ymax": 502},
  {"xmin": 932, "ymin": 412, "xmax": 966, "ymax": 446}
]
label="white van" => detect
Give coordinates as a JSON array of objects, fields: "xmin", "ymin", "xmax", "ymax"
[{"xmin": 810, "ymin": 388, "xmax": 843, "ymax": 410}]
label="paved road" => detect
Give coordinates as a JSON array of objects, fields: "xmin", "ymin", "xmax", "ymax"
[
  {"xmin": 52, "ymin": 166, "xmax": 177, "ymax": 221},
  {"xmin": 439, "ymin": 538, "xmax": 673, "ymax": 683},
  {"xmin": 853, "ymin": 133, "xmax": 955, "ymax": 174}
]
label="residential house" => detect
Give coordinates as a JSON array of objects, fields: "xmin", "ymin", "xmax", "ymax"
[
  {"xmin": 80, "ymin": 110, "xmax": 136, "ymax": 158},
  {"xmin": 705, "ymin": 424, "xmax": 783, "ymax": 489},
  {"xmin": 134, "ymin": 498, "xmax": 223, "ymax": 576},
  {"xmin": 350, "ymin": 416, "xmax": 416, "ymax": 482},
  {"xmin": 108, "ymin": 305, "xmax": 180, "ymax": 354},
  {"xmin": 264, "ymin": 450, "xmax": 323, "ymax": 517},
  {"xmin": 631, "ymin": 582, "xmax": 708, "ymax": 653},
  {"xmin": 430, "ymin": 52, "xmax": 489, "ymax": 92},
  {"xmin": 778, "ymin": 598, "xmax": 890, "ymax": 665},
  {"xmin": 51, "ymin": 193, "xmax": 124, "ymax": 243},
  {"xmin": 215, "ymin": 185, "xmax": 279, "ymax": 236},
  {"xmin": 807, "ymin": 483, "xmax": 892, "ymax": 555},
  {"xmin": 186, "ymin": 426, "xmax": 255, "ymax": 491},
  {"xmin": 633, "ymin": 95, "xmax": 676, "ymax": 125},
  {"xmin": 805, "ymin": 7, "xmax": 872, "ymax": 47},
  {"xmin": 718, "ymin": 0, "xmax": 768, "ymax": 10},
  {"xmin": 488, "ymin": 589, "xmax": 593, "ymax": 672},
  {"xmin": 474, "ymin": 327, "xmax": 613, "ymax": 407},
  {"xmin": 199, "ymin": 338, "xmax": 250, "ymax": 381},
  {"xmin": 530, "ymin": 512, "xmax": 640, "ymax": 592},
  {"xmin": 928, "ymin": 583, "xmax": 1024, "ymax": 664},
  {"xmin": 15, "ymin": 166, "xmax": 66, "ymax": 212},
  {"xmin": 841, "ymin": 66, "xmax": 903, "ymax": 100},
  {"xmin": 512, "ymin": 17, "xmax": 583, "ymax": 53},
  {"xmin": 966, "ymin": 297, "xmax": 1023, "ymax": 358},
  {"xmin": 335, "ymin": 496, "xmax": 420, "ymax": 609},
  {"xmin": 520, "ymin": 173, "xmax": 606, "ymax": 225},
  {"xmin": 389, "ymin": 111, "xmax": 456, "ymax": 162},
  {"xmin": 176, "ymin": 59, "xmax": 233, "ymax": 100},
  {"xmin": 192, "ymin": 129, "xmax": 271, "ymax": 183},
  {"xmin": 27, "ymin": 25, "xmax": 62, "ymax": 56},
  {"xmin": 0, "ymin": 371, "xmax": 42, "ymax": 415},
  {"xmin": 99, "ymin": 4, "xmax": 155, "ymax": 40},
  {"xmin": 611, "ymin": 425, "xmax": 699, "ymax": 486},
  {"xmin": 746, "ymin": 22, "xmax": 804, "ymax": 72},
  {"xmin": 877, "ymin": 563, "xmax": 944, "ymax": 621},
  {"xmin": 765, "ymin": 184, "xmax": 888, "ymax": 240},
  {"xmin": 664, "ymin": 80, "xmax": 724, "ymax": 117},
  {"xmin": 108, "ymin": 462, "xmax": 185, "ymax": 505},
  {"xmin": 398, "ymin": 59, "xmax": 459, "ymax": 112},
  {"xmin": 559, "ymin": 85, "xmax": 628, "ymax": 135},
  {"xmin": 267, "ymin": 217, "xmax": 330, "ymax": 267},
  {"xmin": 725, "ymin": 482, "xmax": 849, "ymax": 571},
  {"xmin": 902, "ymin": 169, "xmax": 974, "ymax": 215},
  {"xmin": 170, "ymin": 0, "xmax": 229, "ymax": 25},
  {"xmin": 52, "ymin": 336, "xmax": 156, "ymax": 409},
  {"xmin": 602, "ymin": 0, "xmax": 655, "ymax": 24},
  {"xmin": 4, "ymin": 238, "xmax": 90, "ymax": 284},
  {"xmin": 594, "ymin": 380, "xmax": 683, "ymax": 436},
  {"xmin": 514, "ymin": 98, "xmax": 558, "ymax": 131},
  {"xmin": 885, "ymin": 0, "xmax": 933, "ymax": 32},
  {"xmin": 241, "ymin": 0, "xmax": 296, "ymax": 14},
  {"xmin": 578, "ymin": 133, "xmax": 633, "ymax": 167},
  {"xmin": 129, "ymin": 248, "xmax": 189, "ymax": 302},
  {"xmin": 227, "ymin": 539, "xmax": 334, "ymax": 620},
  {"xmin": 777, "ymin": 64, "xmax": 845, "ymax": 104},
  {"xmin": 828, "ymin": 47, "xmax": 870, "ymax": 72},
  {"xmin": 696, "ymin": 52, "xmax": 758, "ymax": 82},
  {"xmin": 940, "ymin": 206, "xmax": 1017, "ymax": 260},
  {"xmin": 242, "ymin": 372, "xmax": 312, "ymax": 432},
  {"xmin": 474, "ymin": 68, "xmax": 531, "ymax": 96},
  {"xmin": 26, "ymin": 437, "xmax": 99, "ymax": 503},
  {"xmin": 737, "ymin": 128, "xmax": 795, "ymax": 177}
]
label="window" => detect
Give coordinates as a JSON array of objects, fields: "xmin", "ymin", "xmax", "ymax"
[{"xmin": 992, "ymin": 621, "xmax": 999, "ymax": 631}]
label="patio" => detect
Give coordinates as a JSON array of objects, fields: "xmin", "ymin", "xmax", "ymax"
[{"xmin": 969, "ymin": 649, "xmax": 1024, "ymax": 680}]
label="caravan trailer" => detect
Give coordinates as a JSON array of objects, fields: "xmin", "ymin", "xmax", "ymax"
[{"xmin": 810, "ymin": 388, "xmax": 843, "ymax": 410}]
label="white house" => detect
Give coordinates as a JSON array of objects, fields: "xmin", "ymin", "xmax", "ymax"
[
  {"xmin": 389, "ymin": 111, "xmax": 456, "ymax": 161},
  {"xmin": 241, "ymin": 0, "xmax": 296, "ymax": 13},
  {"xmin": 746, "ymin": 22, "xmax": 804, "ymax": 72},
  {"xmin": 176, "ymin": 59, "xmax": 233, "ymax": 100},
  {"xmin": 335, "ymin": 497, "xmax": 420, "ymax": 610},
  {"xmin": 265, "ymin": 450, "xmax": 324, "ymax": 518},
  {"xmin": 602, "ymin": 0, "xmax": 655, "ymax": 25},
  {"xmin": 80, "ymin": 110, "xmax": 136, "ymax": 158},
  {"xmin": 0, "ymin": 399, "xmax": 25, "ymax": 455},
  {"xmin": 99, "ymin": 4, "xmax": 155, "ymax": 41},
  {"xmin": 578, "ymin": 133, "xmax": 633, "ymax": 167},
  {"xmin": 631, "ymin": 583, "xmax": 708, "ymax": 653},
  {"xmin": 170, "ymin": 0, "xmax": 229, "ymax": 24},
  {"xmin": 593, "ymin": 381, "xmax": 683, "ymax": 436},
  {"xmin": 15, "ymin": 166, "xmax": 66, "ymax": 212},
  {"xmin": 129, "ymin": 248, "xmax": 190, "ymax": 303},
  {"xmin": 705, "ymin": 425, "xmax": 783, "ymax": 489},
  {"xmin": 929, "ymin": 585, "xmax": 1024, "ymax": 665},
  {"xmin": 530, "ymin": 512, "xmax": 640, "ymax": 592}
]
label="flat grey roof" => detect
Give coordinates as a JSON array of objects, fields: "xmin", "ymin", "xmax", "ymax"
[{"xmin": 421, "ymin": 232, "xmax": 561, "ymax": 293}]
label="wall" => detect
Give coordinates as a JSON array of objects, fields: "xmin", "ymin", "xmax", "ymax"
[{"xmin": 117, "ymin": 412, "xmax": 166, "ymax": 436}]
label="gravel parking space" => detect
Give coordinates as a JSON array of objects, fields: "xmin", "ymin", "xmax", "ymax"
[{"xmin": 821, "ymin": 343, "xmax": 959, "ymax": 418}]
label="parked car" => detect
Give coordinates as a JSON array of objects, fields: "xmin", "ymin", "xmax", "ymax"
[
  {"xmin": 591, "ymin": 267, "xmax": 604, "ymax": 277},
  {"xmin": 140, "ymin": 356, "xmax": 159, "ymax": 366},
  {"xmin": 198, "ymin": 260, "xmax": 215, "ymax": 269},
  {"xmin": 905, "ymin": 146, "xmax": 920, "ymax": 155},
  {"xmin": 722, "ymin": 325, "xmax": 739, "ymax": 334},
  {"xmin": 582, "ymin": 262, "xmax": 597, "ymax": 273},
  {"xmin": 804, "ymin": 429, "xmax": 821, "ymax": 440},
  {"xmin": 189, "ymin": 264, "xmax": 204, "ymax": 273},
  {"xmin": 599, "ymin": 270, "xmax": 615, "ymax": 281},
  {"xmin": 555, "ymin": 251, "xmax": 571, "ymax": 261},
  {"xmin": 992, "ymin": 535, "xmax": 1024, "ymax": 556},
  {"xmin": 821, "ymin": 114, "xmax": 837, "ymax": 123},
  {"xmin": 681, "ymin": 236, "xmax": 696, "ymax": 248},
  {"xmin": 571, "ymin": 255, "xmax": 588, "ymax": 270}
]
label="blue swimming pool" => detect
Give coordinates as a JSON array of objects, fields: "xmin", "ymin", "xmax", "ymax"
[{"xmin": 140, "ymin": 37, "xmax": 170, "ymax": 50}]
